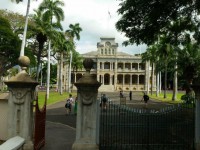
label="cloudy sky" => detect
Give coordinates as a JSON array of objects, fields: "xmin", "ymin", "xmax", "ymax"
[{"xmin": 0, "ymin": 0, "xmax": 147, "ymax": 55}]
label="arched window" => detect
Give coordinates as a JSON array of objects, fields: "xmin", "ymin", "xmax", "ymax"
[{"xmin": 101, "ymin": 49, "xmax": 103, "ymax": 54}]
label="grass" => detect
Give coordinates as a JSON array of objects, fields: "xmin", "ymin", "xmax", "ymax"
[
  {"xmin": 149, "ymin": 91, "xmax": 185, "ymax": 103},
  {"xmin": 37, "ymin": 91, "xmax": 77, "ymax": 108}
]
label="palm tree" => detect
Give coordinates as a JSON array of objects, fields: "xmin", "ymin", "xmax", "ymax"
[
  {"xmin": 157, "ymin": 37, "xmax": 173, "ymax": 99},
  {"xmin": 38, "ymin": 0, "xmax": 64, "ymax": 99},
  {"xmin": 65, "ymin": 23, "xmax": 82, "ymax": 41},
  {"xmin": 65, "ymin": 23, "xmax": 82, "ymax": 92},
  {"xmin": 178, "ymin": 40, "xmax": 200, "ymax": 91},
  {"xmin": 32, "ymin": 9, "xmax": 63, "ymax": 82},
  {"xmin": 53, "ymin": 32, "xmax": 74, "ymax": 94},
  {"xmin": 142, "ymin": 45, "xmax": 157, "ymax": 95}
]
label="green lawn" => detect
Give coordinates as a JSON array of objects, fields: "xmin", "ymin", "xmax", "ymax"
[
  {"xmin": 149, "ymin": 91, "xmax": 185, "ymax": 103},
  {"xmin": 37, "ymin": 91, "xmax": 77, "ymax": 108}
]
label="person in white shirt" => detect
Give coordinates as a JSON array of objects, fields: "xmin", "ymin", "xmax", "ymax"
[{"xmin": 66, "ymin": 94, "xmax": 73, "ymax": 112}]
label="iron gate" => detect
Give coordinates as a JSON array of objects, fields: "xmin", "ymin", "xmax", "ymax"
[
  {"xmin": 99, "ymin": 103, "xmax": 195, "ymax": 150},
  {"xmin": 34, "ymin": 95, "xmax": 46, "ymax": 150}
]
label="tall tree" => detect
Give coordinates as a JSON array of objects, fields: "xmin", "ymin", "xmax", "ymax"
[
  {"xmin": 31, "ymin": 9, "xmax": 63, "ymax": 81},
  {"xmin": 65, "ymin": 23, "xmax": 82, "ymax": 41},
  {"xmin": 65, "ymin": 23, "xmax": 82, "ymax": 92},
  {"xmin": 38, "ymin": 0, "xmax": 64, "ymax": 99},
  {"xmin": 142, "ymin": 45, "xmax": 157, "ymax": 95},
  {"xmin": 178, "ymin": 37, "xmax": 200, "ymax": 90},
  {"xmin": 53, "ymin": 32, "xmax": 73, "ymax": 94}
]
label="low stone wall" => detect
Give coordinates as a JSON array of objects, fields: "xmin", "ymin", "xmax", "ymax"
[{"xmin": 0, "ymin": 92, "xmax": 9, "ymax": 141}]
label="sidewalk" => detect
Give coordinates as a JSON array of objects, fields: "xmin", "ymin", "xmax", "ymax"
[{"xmin": 41, "ymin": 100, "xmax": 76, "ymax": 150}]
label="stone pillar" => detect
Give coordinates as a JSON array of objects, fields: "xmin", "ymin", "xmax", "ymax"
[
  {"xmin": 192, "ymin": 85, "xmax": 200, "ymax": 150},
  {"xmin": 137, "ymin": 75, "xmax": 140, "ymax": 85},
  {"xmin": 4, "ymin": 56, "xmax": 38, "ymax": 150},
  {"xmin": 72, "ymin": 58, "xmax": 101, "ymax": 150},
  {"xmin": 130, "ymin": 74, "xmax": 132, "ymax": 86},
  {"xmin": 114, "ymin": 61, "xmax": 117, "ymax": 90}
]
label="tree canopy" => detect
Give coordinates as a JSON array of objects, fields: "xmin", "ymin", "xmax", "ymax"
[
  {"xmin": 0, "ymin": 16, "xmax": 21, "ymax": 76},
  {"xmin": 116, "ymin": 0, "xmax": 200, "ymax": 46}
]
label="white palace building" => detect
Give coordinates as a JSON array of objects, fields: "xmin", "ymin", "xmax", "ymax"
[{"xmin": 60, "ymin": 37, "xmax": 156, "ymax": 92}]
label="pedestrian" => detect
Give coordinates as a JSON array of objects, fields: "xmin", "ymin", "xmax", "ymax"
[
  {"xmin": 65, "ymin": 94, "xmax": 73, "ymax": 113},
  {"xmin": 129, "ymin": 91, "xmax": 132, "ymax": 100},
  {"xmin": 142, "ymin": 92, "xmax": 149, "ymax": 107},
  {"xmin": 120, "ymin": 91, "xmax": 123, "ymax": 98},
  {"xmin": 101, "ymin": 93, "xmax": 108, "ymax": 110}
]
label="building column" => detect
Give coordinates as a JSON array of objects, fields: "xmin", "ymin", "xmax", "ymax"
[
  {"xmin": 130, "ymin": 74, "xmax": 132, "ymax": 86},
  {"xmin": 102, "ymin": 75, "xmax": 104, "ymax": 85},
  {"xmin": 122, "ymin": 74, "xmax": 125, "ymax": 88},
  {"xmin": 110, "ymin": 75, "xmax": 112, "ymax": 85},
  {"xmin": 123, "ymin": 63, "xmax": 125, "ymax": 70},
  {"xmin": 114, "ymin": 61, "xmax": 117, "ymax": 90},
  {"xmin": 137, "ymin": 75, "xmax": 140, "ymax": 85},
  {"xmin": 138, "ymin": 63, "xmax": 140, "ymax": 70},
  {"xmin": 97, "ymin": 61, "xmax": 100, "ymax": 70}
]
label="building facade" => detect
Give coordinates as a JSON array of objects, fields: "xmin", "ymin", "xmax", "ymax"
[{"xmin": 61, "ymin": 37, "xmax": 155, "ymax": 92}]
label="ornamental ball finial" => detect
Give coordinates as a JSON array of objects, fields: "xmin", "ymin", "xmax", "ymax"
[
  {"xmin": 18, "ymin": 56, "xmax": 30, "ymax": 70},
  {"xmin": 83, "ymin": 58, "xmax": 93, "ymax": 73}
]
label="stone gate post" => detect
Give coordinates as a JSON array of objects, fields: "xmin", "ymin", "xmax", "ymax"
[
  {"xmin": 72, "ymin": 58, "xmax": 101, "ymax": 150},
  {"xmin": 4, "ymin": 56, "xmax": 38, "ymax": 150},
  {"xmin": 192, "ymin": 85, "xmax": 200, "ymax": 150}
]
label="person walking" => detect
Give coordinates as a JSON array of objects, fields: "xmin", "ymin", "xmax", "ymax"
[
  {"xmin": 120, "ymin": 91, "xmax": 123, "ymax": 98},
  {"xmin": 129, "ymin": 91, "xmax": 132, "ymax": 101},
  {"xmin": 101, "ymin": 93, "xmax": 108, "ymax": 110},
  {"xmin": 65, "ymin": 94, "xmax": 73, "ymax": 113},
  {"xmin": 142, "ymin": 92, "xmax": 149, "ymax": 107}
]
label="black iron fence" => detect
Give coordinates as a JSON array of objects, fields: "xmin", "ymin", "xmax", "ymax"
[{"xmin": 99, "ymin": 103, "xmax": 195, "ymax": 150}]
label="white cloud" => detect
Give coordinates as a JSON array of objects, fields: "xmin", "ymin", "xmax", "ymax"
[{"xmin": 0, "ymin": 0, "xmax": 147, "ymax": 55}]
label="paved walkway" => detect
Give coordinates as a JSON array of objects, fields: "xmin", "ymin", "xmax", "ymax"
[{"xmin": 42, "ymin": 91, "xmax": 171, "ymax": 150}]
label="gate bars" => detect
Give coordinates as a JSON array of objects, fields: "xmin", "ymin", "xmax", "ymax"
[{"xmin": 99, "ymin": 103, "xmax": 195, "ymax": 150}]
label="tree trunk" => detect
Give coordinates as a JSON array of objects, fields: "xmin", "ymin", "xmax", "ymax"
[
  {"xmin": 164, "ymin": 61, "xmax": 167, "ymax": 99},
  {"xmin": 68, "ymin": 51, "xmax": 72, "ymax": 93},
  {"xmin": 151, "ymin": 63, "xmax": 154, "ymax": 95},
  {"xmin": 146, "ymin": 61, "xmax": 150, "ymax": 94},
  {"xmin": 159, "ymin": 72, "xmax": 162, "ymax": 94},
  {"xmin": 20, "ymin": 0, "xmax": 30, "ymax": 57},
  {"xmin": 59, "ymin": 52, "xmax": 63, "ymax": 95},
  {"xmin": 46, "ymin": 40, "xmax": 51, "ymax": 99},
  {"xmin": 156, "ymin": 72, "xmax": 159, "ymax": 97},
  {"xmin": 172, "ymin": 62, "xmax": 178, "ymax": 101}
]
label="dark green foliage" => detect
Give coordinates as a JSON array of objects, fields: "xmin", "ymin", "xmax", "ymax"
[
  {"xmin": 0, "ymin": 16, "xmax": 21, "ymax": 76},
  {"xmin": 116, "ymin": 0, "xmax": 199, "ymax": 45}
]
